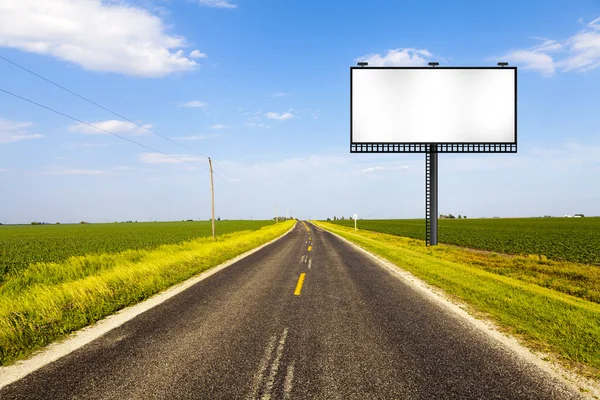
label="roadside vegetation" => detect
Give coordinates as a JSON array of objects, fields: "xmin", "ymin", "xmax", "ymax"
[
  {"xmin": 0, "ymin": 220, "xmax": 274, "ymax": 279},
  {"xmin": 0, "ymin": 220, "xmax": 295, "ymax": 366},
  {"xmin": 330, "ymin": 217, "xmax": 600, "ymax": 265},
  {"xmin": 315, "ymin": 221, "xmax": 600, "ymax": 379}
]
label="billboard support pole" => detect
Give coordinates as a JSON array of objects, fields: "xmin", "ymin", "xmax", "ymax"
[{"xmin": 425, "ymin": 145, "xmax": 438, "ymax": 246}]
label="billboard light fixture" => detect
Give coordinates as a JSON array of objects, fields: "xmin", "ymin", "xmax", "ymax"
[
  {"xmin": 357, "ymin": 62, "xmax": 368, "ymax": 67},
  {"xmin": 428, "ymin": 62, "xmax": 439, "ymax": 67},
  {"xmin": 498, "ymin": 62, "xmax": 509, "ymax": 67}
]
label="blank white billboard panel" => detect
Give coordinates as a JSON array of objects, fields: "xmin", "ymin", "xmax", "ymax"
[{"xmin": 351, "ymin": 68, "xmax": 516, "ymax": 144}]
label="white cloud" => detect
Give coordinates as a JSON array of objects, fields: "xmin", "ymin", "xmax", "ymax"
[
  {"xmin": 189, "ymin": 50, "xmax": 208, "ymax": 59},
  {"xmin": 498, "ymin": 38, "xmax": 561, "ymax": 76},
  {"xmin": 0, "ymin": 133, "xmax": 44, "ymax": 144},
  {"xmin": 68, "ymin": 120, "xmax": 152, "ymax": 135},
  {"xmin": 500, "ymin": 50, "xmax": 556, "ymax": 76},
  {"xmin": 245, "ymin": 116, "xmax": 270, "ymax": 128},
  {"xmin": 138, "ymin": 153, "xmax": 205, "ymax": 164},
  {"xmin": 266, "ymin": 112, "xmax": 294, "ymax": 121},
  {"xmin": 0, "ymin": 119, "xmax": 33, "ymax": 131},
  {"xmin": 180, "ymin": 100, "xmax": 207, "ymax": 108},
  {"xmin": 355, "ymin": 48, "xmax": 434, "ymax": 66},
  {"xmin": 560, "ymin": 21, "xmax": 600, "ymax": 72},
  {"xmin": 529, "ymin": 37, "xmax": 563, "ymax": 53},
  {"xmin": 499, "ymin": 17, "xmax": 600, "ymax": 76},
  {"xmin": 0, "ymin": 0, "xmax": 204, "ymax": 77},
  {"xmin": 197, "ymin": 0, "xmax": 237, "ymax": 8},
  {"xmin": 246, "ymin": 122, "xmax": 270, "ymax": 128},
  {"xmin": 272, "ymin": 92, "xmax": 291, "ymax": 97},
  {"xmin": 210, "ymin": 124, "xmax": 226, "ymax": 129},
  {"xmin": 37, "ymin": 166, "xmax": 106, "ymax": 176},
  {"xmin": 0, "ymin": 117, "xmax": 43, "ymax": 143},
  {"xmin": 361, "ymin": 166, "xmax": 409, "ymax": 173}
]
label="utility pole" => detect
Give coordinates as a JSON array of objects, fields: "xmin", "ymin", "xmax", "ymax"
[
  {"xmin": 276, "ymin": 202, "xmax": 279, "ymax": 224},
  {"xmin": 208, "ymin": 157, "xmax": 215, "ymax": 239}
]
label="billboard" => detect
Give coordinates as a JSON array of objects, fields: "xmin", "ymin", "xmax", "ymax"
[{"xmin": 351, "ymin": 67, "xmax": 517, "ymax": 153}]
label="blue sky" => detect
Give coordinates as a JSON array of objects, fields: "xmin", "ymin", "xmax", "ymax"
[{"xmin": 1, "ymin": 0, "xmax": 599, "ymax": 223}]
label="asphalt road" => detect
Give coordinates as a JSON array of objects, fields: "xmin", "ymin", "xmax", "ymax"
[{"xmin": 1, "ymin": 222, "xmax": 583, "ymax": 399}]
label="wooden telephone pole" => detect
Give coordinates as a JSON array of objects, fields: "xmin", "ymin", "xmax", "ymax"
[{"xmin": 208, "ymin": 157, "xmax": 215, "ymax": 239}]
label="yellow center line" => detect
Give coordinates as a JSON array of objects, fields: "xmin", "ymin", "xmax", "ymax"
[
  {"xmin": 308, "ymin": 245, "xmax": 312, "ymax": 252},
  {"xmin": 294, "ymin": 273, "xmax": 306, "ymax": 296}
]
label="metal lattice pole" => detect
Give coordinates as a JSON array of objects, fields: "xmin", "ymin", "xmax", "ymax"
[
  {"xmin": 430, "ymin": 145, "xmax": 438, "ymax": 245},
  {"xmin": 425, "ymin": 145, "xmax": 439, "ymax": 246},
  {"xmin": 425, "ymin": 150, "xmax": 431, "ymax": 245}
]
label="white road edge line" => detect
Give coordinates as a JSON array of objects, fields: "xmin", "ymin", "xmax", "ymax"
[
  {"xmin": 308, "ymin": 259, "xmax": 312, "ymax": 269},
  {"xmin": 261, "ymin": 328, "xmax": 289, "ymax": 400},
  {"xmin": 0, "ymin": 223, "xmax": 298, "ymax": 390},
  {"xmin": 311, "ymin": 222, "xmax": 600, "ymax": 399},
  {"xmin": 247, "ymin": 335, "xmax": 278, "ymax": 400}
]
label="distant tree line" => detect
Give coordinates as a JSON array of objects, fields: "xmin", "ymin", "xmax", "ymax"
[
  {"xmin": 326, "ymin": 216, "xmax": 356, "ymax": 221},
  {"xmin": 440, "ymin": 214, "xmax": 467, "ymax": 219}
]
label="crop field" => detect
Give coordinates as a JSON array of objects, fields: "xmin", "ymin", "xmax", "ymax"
[
  {"xmin": 0, "ymin": 220, "xmax": 274, "ymax": 279},
  {"xmin": 329, "ymin": 217, "xmax": 600, "ymax": 265}
]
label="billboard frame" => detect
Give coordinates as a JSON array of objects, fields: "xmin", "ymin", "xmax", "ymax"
[{"xmin": 350, "ymin": 66, "xmax": 518, "ymax": 153}]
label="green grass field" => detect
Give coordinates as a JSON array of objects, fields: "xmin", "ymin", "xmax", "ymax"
[
  {"xmin": 0, "ymin": 220, "xmax": 274, "ymax": 280},
  {"xmin": 329, "ymin": 217, "xmax": 600, "ymax": 265}
]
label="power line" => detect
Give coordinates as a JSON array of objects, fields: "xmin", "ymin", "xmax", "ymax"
[
  {"xmin": 0, "ymin": 54, "xmax": 209, "ymax": 159},
  {"xmin": 210, "ymin": 160, "xmax": 252, "ymax": 198},
  {"xmin": 212, "ymin": 159, "xmax": 237, "ymax": 181},
  {"xmin": 1, "ymin": 85, "xmax": 250, "ymax": 199},
  {"xmin": 211, "ymin": 169, "xmax": 251, "ymax": 198},
  {"xmin": 0, "ymin": 55, "xmax": 252, "ymax": 200},
  {"xmin": 0, "ymin": 87, "xmax": 209, "ymax": 172},
  {"xmin": 1, "ymin": 87, "xmax": 250, "ymax": 198}
]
